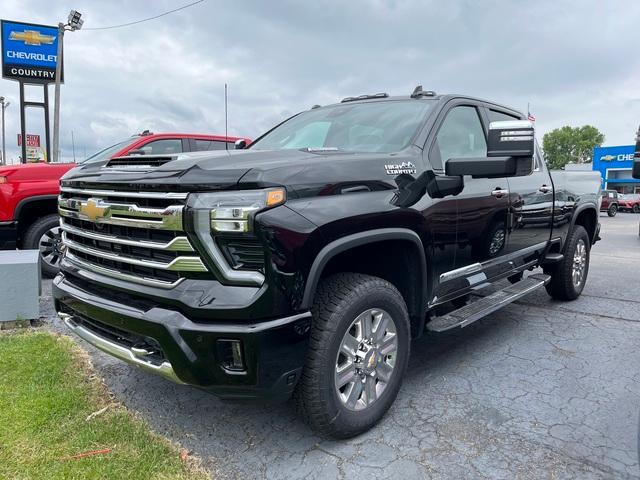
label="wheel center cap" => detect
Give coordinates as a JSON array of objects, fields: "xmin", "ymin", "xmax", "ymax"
[{"xmin": 363, "ymin": 349, "xmax": 379, "ymax": 372}]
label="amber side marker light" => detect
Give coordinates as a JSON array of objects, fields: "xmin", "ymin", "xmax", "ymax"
[{"xmin": 266, "ymin": 188, "xmax": 286, "ymax": 207}]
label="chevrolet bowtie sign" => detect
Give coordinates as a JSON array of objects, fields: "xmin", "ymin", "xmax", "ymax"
[{"xmin": 1, "ymin": 20, "xmax": 62, "ymax": 83}]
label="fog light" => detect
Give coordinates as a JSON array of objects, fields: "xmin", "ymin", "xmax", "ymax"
[{"xmin": 217, "ymin": 339, "xmax": 245, "ymax": 371}]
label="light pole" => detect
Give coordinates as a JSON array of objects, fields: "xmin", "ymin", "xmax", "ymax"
[
  {"xmin": 52, "ymin": 10, "xmax": 83, "ymax": 163},
  {"xmin": 0, "ymin": 97, "xmax": 9, "ymax": 165}
]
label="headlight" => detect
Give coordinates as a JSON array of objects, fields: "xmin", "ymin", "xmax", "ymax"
[
  {"xmin": 188, "ymin": 188, "xmax": 285, "ymax": 287},
  {"xmin": 193, "ymin": 188, "xmax": 286, "ymax": 233}
]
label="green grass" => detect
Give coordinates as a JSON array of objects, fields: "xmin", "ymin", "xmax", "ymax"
[{"xmin": 0, "ymin": 331, "xmax": 209, "ymax": 480}]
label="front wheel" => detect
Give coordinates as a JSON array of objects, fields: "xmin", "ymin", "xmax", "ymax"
[
  {"xmin": 633, "ymin": 204, "xmax": 640, "ymax": 214},
  {"xmin": 22, "ymin": 214, "xmax": 65, "ymax": 278},
  {"xmin": 294, "ymin": 273, "xmax": 410, "ymax": 438},
  {"xmin": 544, "ymin": 225, "xmax": 590, "ymax": 300},
  {"xmin": 607, "ymin": 204, "xmax": 617, "ymax": 217}
]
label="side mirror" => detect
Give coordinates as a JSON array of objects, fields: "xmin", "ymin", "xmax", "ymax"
[
  {"xmin": 487, "ymin": 120, "xmax": 535, "ymax": 158},
  {"xmin": 446, "ymin": 119, "xmax": 535, "ymax": 178},
  {"xmin": 446, "ymin": 156, "xmax": 517, "ymax": 178},
  {"xmin": 633, "ymin": 125, "xmax": 640, "ymax": 179},
  {"xmin": 235, "ymin": 139, "xmax": 247, "ymax": 150},
  {"xmin": 127, "ymin": 149, "xmax": 146, "ymax": 155}
]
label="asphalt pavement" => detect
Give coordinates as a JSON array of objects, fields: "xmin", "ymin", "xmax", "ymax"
[{"xmin": 40, "ymin": 213, "xmax": 640, "ymax": 479}]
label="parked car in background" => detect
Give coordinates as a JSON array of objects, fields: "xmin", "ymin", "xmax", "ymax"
[
  {"xmin": 0, "ymin": 131, "xmax": 249, "ymax": 276},
  {"xmin": 618, "ymin": 193, "xmax": 640, "ymax": 213},
  {"xmin": 600, "ymin": 189, "xmax": 619, "ymax": 217}
]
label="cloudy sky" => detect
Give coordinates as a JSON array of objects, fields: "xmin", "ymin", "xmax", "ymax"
[{"xmin": 1, "ymin": 0, "xmax": 639, "ymax": 163}]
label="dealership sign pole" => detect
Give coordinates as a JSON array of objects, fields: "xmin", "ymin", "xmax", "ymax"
[{"xmin": 52, "ymin": 10, "xmax": 82, "ymax": 163}]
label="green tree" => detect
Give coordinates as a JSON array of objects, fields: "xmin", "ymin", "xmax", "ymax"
[{"xmin": 542, "ymin": 125, "xmax": 605, "ymax": 169}]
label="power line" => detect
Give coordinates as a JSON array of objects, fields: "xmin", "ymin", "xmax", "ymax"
[{"xmin": 83, "ymin": 0, "xmax": 205, "ymax": 31}]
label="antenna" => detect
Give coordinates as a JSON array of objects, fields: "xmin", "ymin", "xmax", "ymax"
[{"xmin": 224, "ymin": 83, "xmax": 228, "ymax": 151}]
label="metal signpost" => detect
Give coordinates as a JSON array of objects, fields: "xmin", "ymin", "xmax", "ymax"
[{"xmin": 1, "ymin": 20, "xmax": 61, "ymax": 163}]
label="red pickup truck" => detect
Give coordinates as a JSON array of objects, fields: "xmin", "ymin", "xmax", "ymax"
[{"xmin": 0, "ymin": 131, "xmax": 247, "ymax": 276}]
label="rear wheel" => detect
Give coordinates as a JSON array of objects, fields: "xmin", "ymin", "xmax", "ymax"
[
  {"xmin": 607, "ymin": 204, "xmax": 617, "ymax": 217},
  {"xmin": 544, "ymin": 225, "xmax": 590, "ymax": 300},
  {"xmin": 633, "ymin": 204, "xmax": 640, "ymax": 214},
  {"xmin": 22, "ymin": 214, "xmax": 64, "ymax": 278},
  {"xmin": 294, "ymin": 273, "xmax": 410, "ymax": 438}
]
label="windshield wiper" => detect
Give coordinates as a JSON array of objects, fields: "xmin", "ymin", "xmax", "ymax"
[{"xmin": 302, "ymin": 147, "xmax": 342, "ymax": 153}]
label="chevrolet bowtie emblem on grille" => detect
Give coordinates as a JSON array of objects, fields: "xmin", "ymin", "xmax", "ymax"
[
  {"xmin": 79, "ymin": 199, "xmax": 107, "ymax": 222},
  {"xmin": 9, "ymin": 30, "xmax": 56, "ymax": 46}
]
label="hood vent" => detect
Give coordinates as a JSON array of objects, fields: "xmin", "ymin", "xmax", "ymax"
[{"xmin": 106, "ymin": 155, "xmax": 175, "ymax": 168}]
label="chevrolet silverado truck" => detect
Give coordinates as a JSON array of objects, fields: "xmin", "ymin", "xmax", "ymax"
[
  {"xmin": 0, "ymin": 131, "xmax": 247, "ymax": 277},
  {"xmin": 53, "ymin": 89, "xmax": 601, "ymax": 438}
]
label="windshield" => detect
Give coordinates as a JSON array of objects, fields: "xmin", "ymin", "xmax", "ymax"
[
  {"xmin": 250, "ymin": 100, "xmax": 433, "ymax": 154},
  {"xmin": 79, "ymin": 138, "xmax": 138, "ymax": 164}
]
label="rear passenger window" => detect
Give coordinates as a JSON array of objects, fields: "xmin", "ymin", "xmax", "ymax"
[
  {"xmin": 430, "ymin": 106, "xmax": 487, "ymax": 170},
  {"xmin": 194, "ymin": 139, "xmax": 231, "ymax": 151}
]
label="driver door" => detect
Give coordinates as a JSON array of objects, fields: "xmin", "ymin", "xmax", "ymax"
[{"xmin": 427, "ymin": 103, "xmax": 511, "ymax": 301}]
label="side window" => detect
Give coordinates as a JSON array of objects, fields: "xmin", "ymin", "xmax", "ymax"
[
  {"xmin": 139, "ymin": 139, "xmax": 183, "ymax": 155},
  {"xmin": 430, "ymin": 106, "xmax": 487, "ymax": 170},
  {"xmin": 488, "ymin": 109, "xmax": 519, "ymax": 123},
  {"xmin": 193, "ymin": 139, "xmax": 230, "ymax": 151}
]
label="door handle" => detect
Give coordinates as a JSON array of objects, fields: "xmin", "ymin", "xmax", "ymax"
[
  {"xmin": 538, "ymin": 184, "xmax": 552, "ymax": 193},
  {"xmin": 491, "ymin": 188, "xmax": 509, "ymax": 198}
]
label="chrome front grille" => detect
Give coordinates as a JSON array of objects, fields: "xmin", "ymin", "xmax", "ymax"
[{"xmin": 59, "ymin": 187, "xmax": 207, "ymax": 288}]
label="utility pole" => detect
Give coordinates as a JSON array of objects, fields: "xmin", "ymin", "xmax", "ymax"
[
  {"xmin": 0, "ymin": 97, "xmax": 8, "ymax": 165},
  {"xmin": 52, "ymin": 10, "xmax": 83, "ymax": 163},
  {"xmin": 71, "ymin": 130, "xmax": 76, "ymax": 162}
]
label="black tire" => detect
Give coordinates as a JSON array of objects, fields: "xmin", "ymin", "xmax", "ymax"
[
  {"xmin": 633, "ymin": 204, "xmax": 640, "ymax": 214},
  {"xmin": 294, "ymin": 273, "xmax": 410, "ymax": 438},
  {"xmin": 22, "ymin": 214, "xmax": 63, "ymax": 278},
  {"xmin": 543, "ymin": 225, "xmax": 590, "ymax": 301},
  {"xmin": 607, "ymin": 204, "xmax": 617, "ymax": 217}
]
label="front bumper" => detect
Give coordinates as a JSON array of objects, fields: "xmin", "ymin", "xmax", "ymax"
[
  {"xmin": 53, "ymin": 273, "xmax": 312, "ymax": 401},
  {"xmin": 0, "ymin": 221, "xmax": 17, "ymax": 249}
]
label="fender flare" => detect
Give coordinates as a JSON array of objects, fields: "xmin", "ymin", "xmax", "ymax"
[
  {"xmin": 569, "ymin": 203, "xmax": 598, "ymax": 245},
  {"xmin": 300, "ymin": 228, "xmax": 427, "ymax": 313},
  {"xmin": 14, "ymin": 194, "xmax": 59, "ymax": 221}
]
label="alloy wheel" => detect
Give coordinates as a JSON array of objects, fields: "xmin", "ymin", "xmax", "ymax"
[
  {"xmin": 572, "ymin": 238, "xmax": 587, "ymax": 288},
  {"xmin": 334, "ymin": 308, "xmax": 398, "ymax": 411},
  {"xmin": 489, "ymin": 228, "xmax": 506, "ymax": 256},
  {"xmin": 39, "ymin": 226, "xmax": 65, "ymax": 270}
]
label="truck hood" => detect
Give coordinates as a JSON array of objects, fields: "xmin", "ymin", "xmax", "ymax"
[
  {"xmin": 0, "ymin": 162, "xmax": 76, "ymax": 180},
  {"xmin": 62, "ymin": 148, "xmax": 418, "ymax": 197}
]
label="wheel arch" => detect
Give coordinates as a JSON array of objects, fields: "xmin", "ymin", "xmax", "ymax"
[
  {"xmin": 570, "ymin": 205, "xmax": 598, "ymax": 246},
  {"xmin": 301, "ymin": 228, "xmax": 427, "ymax": 333},
  {"xmin": 15, "ymin": 195, "xmax": 59, "ymax": 244}
]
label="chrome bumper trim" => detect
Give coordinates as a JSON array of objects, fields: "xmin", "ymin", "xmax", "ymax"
[{"xmin": 59, "ymin": 311, "xmax": 185, "ymax": 384}]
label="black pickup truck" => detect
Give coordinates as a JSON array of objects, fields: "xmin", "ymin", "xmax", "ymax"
[{"xmin": 53, "ymin": 89, "xmax": 601, "ymax": 438}]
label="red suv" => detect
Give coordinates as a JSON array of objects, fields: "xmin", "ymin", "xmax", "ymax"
[
  {"xmin": 617, "ymin": 193, "xmax": 640, "ymax": 213},
  {"xmin": 0, "ymin": 131, "xmax": 248, "ymax": 276}
]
